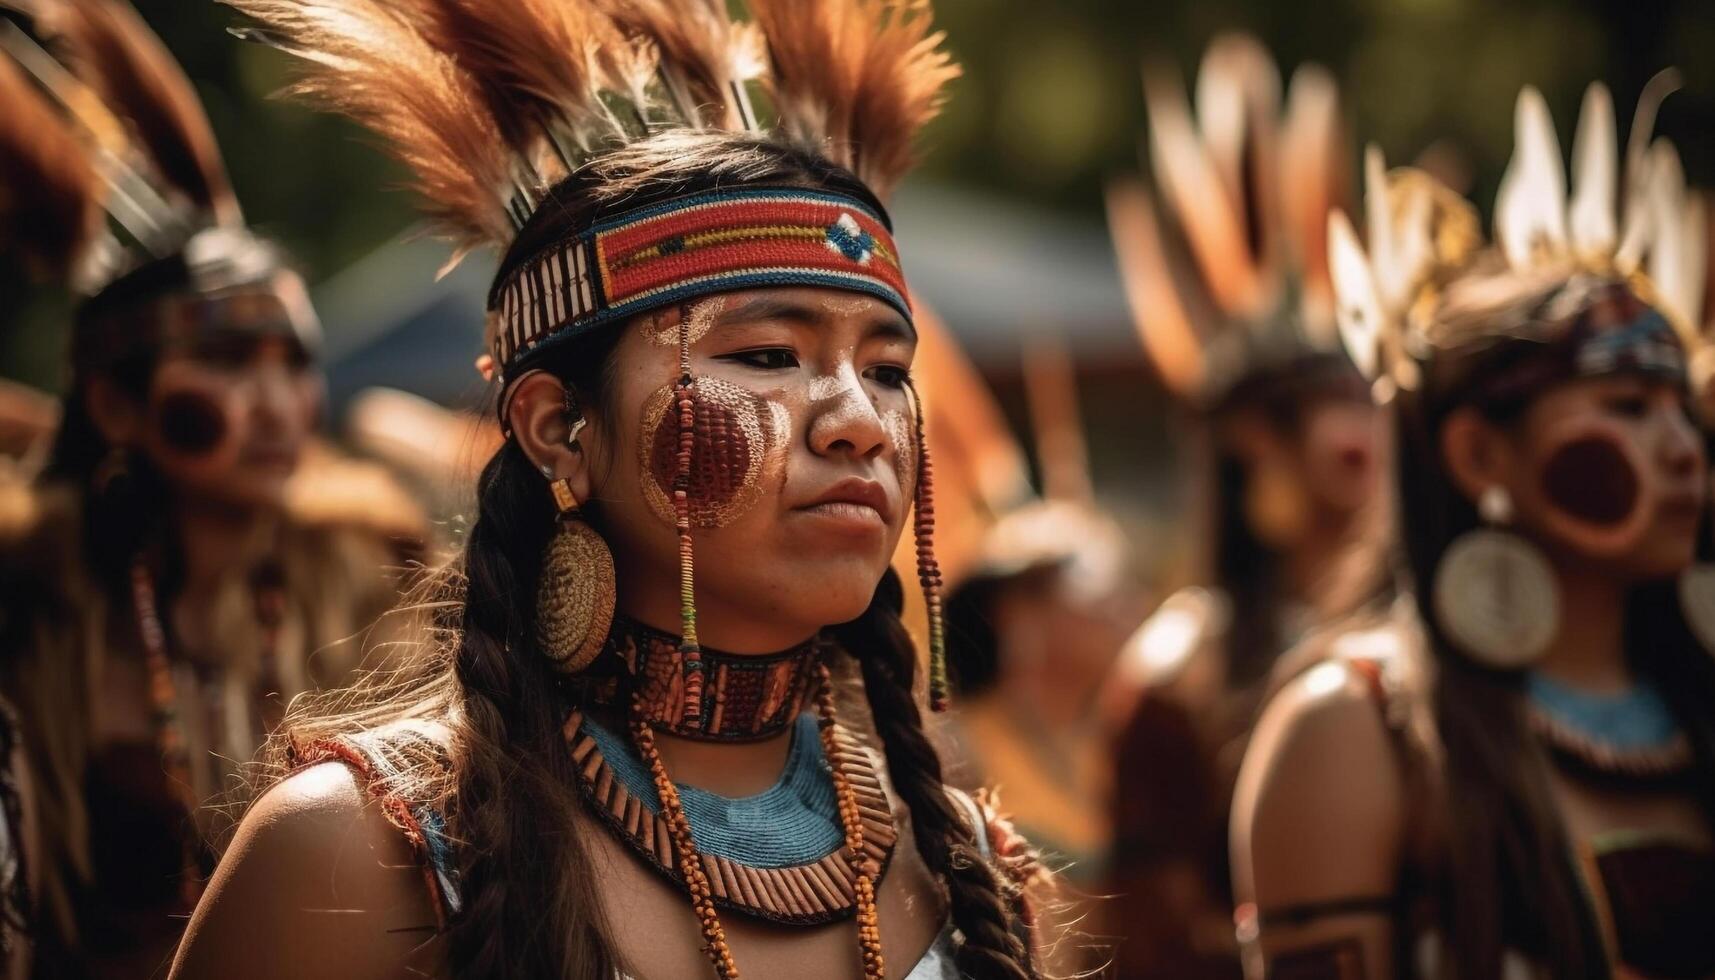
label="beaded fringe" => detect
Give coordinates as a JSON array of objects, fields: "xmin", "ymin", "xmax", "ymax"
[
  {"xmin": 905, "ymin": 382, "xmax": 949, "ymax": 712},
  {"xmin": 675, "ymin": 315, "xmax": 706, "ymax": 722}
]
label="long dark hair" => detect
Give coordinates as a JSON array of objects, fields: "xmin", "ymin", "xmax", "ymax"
[
  {"xmin": 261, "ymin": 129, "xmax": 1034, "ymax": 979},
  {"xmin": 1367, "ymin": 270, "xmax": 1715, "ymax": 980}
]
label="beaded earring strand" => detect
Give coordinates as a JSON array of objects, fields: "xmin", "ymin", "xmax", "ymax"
[
  {"xmin": 904, "ymin": 381, "xmax": 950, "ymax": 712},
  {"xmin": 675, "ymin": 313, "xmax": 706, "ymax": 722},
  {"xmin": 630, "ymin": 664, "xmax": 888, "ymax": 980}
]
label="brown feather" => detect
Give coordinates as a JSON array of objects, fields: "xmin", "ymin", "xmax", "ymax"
[
  {"xmin": 39, "ymin": 0, "xmax": 240, "ymax": 225},
  {"xmin": 224, "ymin": 0, "xmax": 515, "ymax": 252},
  {"xmin": 747, "ymin": 0, "xmax": 956, "ymax": 198},
  {"xmin": 0, "ymin": 49, "xmax": 105, "ymax": 280},
  {"xmin": 408, "ymin": 0, "xmax": 629, "ymax": 166}
]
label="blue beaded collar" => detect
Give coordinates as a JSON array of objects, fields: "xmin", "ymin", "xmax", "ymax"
[
  {"xmin": 1526, "ymin": 672, "xmax": 1692, "ymax": 779},
  {"xmin": 582, "ymin": 712, "xmax": 843, "ymax": 866}
]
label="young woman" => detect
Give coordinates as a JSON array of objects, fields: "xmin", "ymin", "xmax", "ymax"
[
  {"xmin": 0, "ymin": 3, "xmax": 417, "ymax": 974},
  {"xmin": 170, "ymin": 1, "xmax": 1046, "ymax": 978},
  {"xmin": 1231, "ymin": 77, "xmax": 1715, "ymax": 979},
  {"xmin": 1100, "ymin": 35, "xmax": 1380, "ymax": 979}
]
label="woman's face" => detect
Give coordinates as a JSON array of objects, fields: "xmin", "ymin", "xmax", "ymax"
[
  {"xmin": 583, "ymin": 287, "xmax": 917, "ymax": 647},
  {"xmin": 1487, "ymin": 376, "xmax": 1705, "ymax": 580},
  {"xmin": 1227, "ymin": 389, "xmax": 1379, "ymax": 549},
  {"xmin": 138, "ymin": 327, "xmax": 321, "ymax": 511}
]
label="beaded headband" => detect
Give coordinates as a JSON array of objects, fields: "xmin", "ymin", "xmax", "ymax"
[{"xmin": 489, "ymin": 187, "xmax": 913, "ymax": 378}]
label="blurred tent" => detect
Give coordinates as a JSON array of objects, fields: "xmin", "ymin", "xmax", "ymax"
[{"xmin": 315, "ymin": 182, "xmax": 1139, "ymax": 413}]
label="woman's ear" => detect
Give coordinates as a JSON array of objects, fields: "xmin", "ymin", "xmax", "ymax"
[
  {"xmin": 510, "ymin": 372, "xmax": 595, "ymax": 505},
  {"xmin": 1440, "ymin": 406, "xmax": 1512, "ymax": 506}
]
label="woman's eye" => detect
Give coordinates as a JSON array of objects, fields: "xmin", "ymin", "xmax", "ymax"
[
  {"xmin": 1603, "ymin": 395, "xmax": 1650, "ymax": 418},
  {"xmin": 725, "ymin": 349, "xmax": 799, "ymax": 371},
  {"xmin": 867, "ymin": 365, "xmax": 910, "ymax": 389}
]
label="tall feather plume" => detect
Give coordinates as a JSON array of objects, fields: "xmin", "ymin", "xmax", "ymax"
[
  {"xmin": 1193, "ymin": 33, "xmax": 1281, "ymax": 287},
  {"xmin": 747, "ymin": 0, "xmax": 958, "ymax": 198},
  {"xmin": 38, "ymin": 0, "xmax": 241, "ymax": 226},
  {"xmin": 404, "ymin": 0, "xmax": 634, "ymax": 175},
  {"xmin": 0, "ymin": 47, "xmax": 105, "ymax": 279},
  {"xmin": 1104, "ymin": 178, "xmax": 1207, "ymax": 398},
  {"xmin": 1567, "ymin": 81, "xmax": 1617, "ymax": 260},
  {"xmin": 1279, "ymin": 63, "xmax": 1346, "ymax": 336},
  {"xmin": 1494, "ymin": 86, "xmax": 1569, "ymax": 271},
  {"xmin": 1142, "ymin": 63, "xmax": 1260, "ymax": 318},
  {"xmin": 1326, "ymin": 208, "xmax": 1385, "ymax": 381},
  {"xmin": 595, "ymin": 0, "xmax": 764, "ymax": 129},
  {"xmin": 223, "ymin": 0, "xmax": 515, "ymax": 255}
]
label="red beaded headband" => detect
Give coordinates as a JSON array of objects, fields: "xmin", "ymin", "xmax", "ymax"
[{"xmin": 489, "ymin": 187, "xmax": 913, "ymax": 378}]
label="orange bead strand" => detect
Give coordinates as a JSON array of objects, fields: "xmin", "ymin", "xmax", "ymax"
[{"xmin": 629, "ymin": 667, "xmax": 888, "ymax": 980}]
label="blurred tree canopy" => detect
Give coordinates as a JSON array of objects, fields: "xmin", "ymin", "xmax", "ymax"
[{"xmin": 5, "ymin": 0, "xmax": 1714, "ymax": 391}]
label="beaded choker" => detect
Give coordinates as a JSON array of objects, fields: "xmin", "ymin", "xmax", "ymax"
[{"xmin": 588, "ymin": 618, "xmax": 825, "ymax": 742}]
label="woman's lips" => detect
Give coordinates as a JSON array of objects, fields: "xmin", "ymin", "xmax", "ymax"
[{"xmin": 792, "ymin": 477, "xmax": 891, "ymax": 534}]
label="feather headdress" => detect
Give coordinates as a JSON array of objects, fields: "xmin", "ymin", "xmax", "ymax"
[
  {"xmin": 1330, "ymin": 73, "xmax": 1707, "ymax": 400},
  {"xmin": 1106, "ymin": 34, "xmax": 1352, "ymax": 405},
  {"xmin": 0, "ymin": 0, "xmax": 248, "ymax": 287},
  {"xmin": 224, "ymin": 0, "xmax": 959, "ymax": 256}
]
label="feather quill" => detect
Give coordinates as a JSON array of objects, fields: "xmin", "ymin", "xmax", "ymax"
[
  {"xmin": 39, "ymin": 0, "xmax": 241, "ymax": 225},
  {"xmin": 223, "ymin": 0, "xmax": 514, "ymax": 254},
  {"xmin": 1326, "ymin": 208, "xmax": 1384, "ymax": 380},
  {"xmin": 0, "ymin": 47, "xmax": 105, "ymax": 278}
]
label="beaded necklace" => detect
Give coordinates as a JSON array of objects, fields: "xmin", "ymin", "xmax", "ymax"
[
  {"xmin": 1527, "ymin": 672, "xmax": 1693, "ymax": 781},
  {"xmin": 601, "ymin": 662, "xmax": 889, "ymax": 980},
  {"xmin": 129, "ymin": 556, "xmax": 289, "ymax": 907}
]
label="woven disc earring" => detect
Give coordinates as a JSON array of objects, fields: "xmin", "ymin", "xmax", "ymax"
[
  {"xmin": 535, "ymin": 398, "xmax": 616, "ymax": 674},
  {"xmin": 1432, "ymin": 485, "xmax": 1559, "ymax": 669}
]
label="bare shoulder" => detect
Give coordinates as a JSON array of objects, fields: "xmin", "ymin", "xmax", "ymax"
[
  {"xmin": 1230, "ymin": 645, "xmax": 1409, "ymax": 911},
  {"xmin": 1100, "ymin": 587, "xmax": 1228, "ymax": 728},
  {"xmin": 170, "ymin": 762, "xmax": 445, "ymax": 980}
]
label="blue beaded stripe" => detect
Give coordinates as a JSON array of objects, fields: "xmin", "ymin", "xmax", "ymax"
[
  {"xmin": 1527, "ymin": 673, "xmax": 1682, "ymax": 750},
  {"xmin": 581, "ymin": 712, "xmax": 844, "ymax": 868}
]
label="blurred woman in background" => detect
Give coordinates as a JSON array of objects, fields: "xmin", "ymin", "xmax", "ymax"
[
  {"xmin": 1232, "ymin": 76, "xmax": 1715, "ymax": 979},
  {"xmin": 1100, "ymin": 35, "xmax": 1380, "ymax": 979},
  {"xmin": 0, "ymin": 2, "xmax": 417, "ymax": 974},
  {"xmin": 170, "ymin": 1, "xmax": 1053, "ymax": 978}
]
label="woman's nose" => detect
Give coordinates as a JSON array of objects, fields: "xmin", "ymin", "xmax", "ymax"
[{"xmin": 806, "ymin": 369, "xmax": 887, "ymax": 459}]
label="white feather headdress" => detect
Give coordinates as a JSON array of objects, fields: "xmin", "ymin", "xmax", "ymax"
[{"xmin": 1329, "ymin": 72, "xmax": 1707, "ymax": 399}]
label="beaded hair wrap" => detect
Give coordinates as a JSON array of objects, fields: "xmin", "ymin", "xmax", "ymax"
[
  {"xmin": 674, "ymin": 315, "xmax": 706, "ymax": 721},
  {"xmin": 905, "ymin": 380, "xmax": 950, "ymax": 712}
]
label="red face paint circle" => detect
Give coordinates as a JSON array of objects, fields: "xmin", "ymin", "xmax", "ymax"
[
  {"xmin": 641, "ymin": 378, "xmax": 772, "ymax": 527},
  {"xmin": 1540, "ymin": 434, "xmax": 1640, "ymax": 527},
  {"xmin": 154, "ymin": 391, "xmax": 228, "ymax": 456}
]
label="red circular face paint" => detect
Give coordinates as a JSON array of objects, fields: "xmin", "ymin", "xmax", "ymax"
[
  {"xmin": 643, "ymin": 378, "xmax": 773, "ymax": 527},
  {"xmin": 154, "ymin": 391, "xmax": 228, "ymax": 456},
  {"xmin": 1541, "ymin": 434, "xmax": 1640, "ymax": 527}
]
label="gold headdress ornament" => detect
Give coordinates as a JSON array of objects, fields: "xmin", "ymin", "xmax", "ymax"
[
  {"xmin": 1105, "ymin": 34, "xmax": 1351, "ymax": 405},
  {"xmin": 1329, "ymin": 71, "xmax": 1709, "ymax": 402}
]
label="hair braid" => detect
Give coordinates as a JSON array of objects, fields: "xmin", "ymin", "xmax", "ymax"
[
  {"xmin": 447, "ymin": 442, "xmax": 612, "ymax": 979},
  {"xmin": 834, "ymin": 574, "xmax": 1034, "ymax": 980}
]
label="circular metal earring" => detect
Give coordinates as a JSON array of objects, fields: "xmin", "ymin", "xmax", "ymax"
[
  {"xmin": 1677, "ymin": 565, "xmax": 1715, "ymax": 653},
  {"xmin": 1432, "ymin": 486, "xmax": 1560, "ymax": 669}
]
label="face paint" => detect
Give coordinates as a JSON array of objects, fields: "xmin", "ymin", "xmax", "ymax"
[
  {"xmin": 155, "ymin": 390, "xmax": 228, "ymax": 455},
  {"xmin": 1541, "ymin": 435, "xmax": 1640, "ymax": 526},
  {"xmin": 808, "ymin": 375, "xmax": 844, "ymax": 403},
  {"xmin": 1531, "ymin": 419, "xmax": 1656, "ymax": 558},
  {"xmin": 644, "ymin": 297, "xmax": 723, "ymax": 348},
  {"xmin": 640, "ymin": 377, "xmax": 779, "ymax": 527},
  {"xmin": 881, "ymin": 407, "xmax": 917, "ymax": 495}
]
